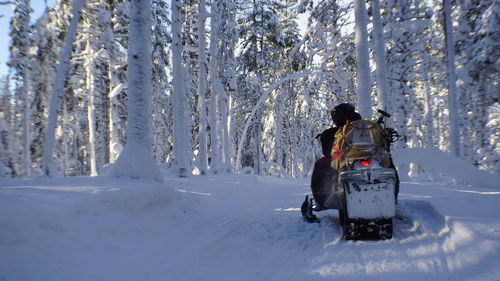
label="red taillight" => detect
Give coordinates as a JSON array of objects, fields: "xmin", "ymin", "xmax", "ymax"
[{"xmin": 359, "ymin": 160, "xmax": 372, "ymax": 167}]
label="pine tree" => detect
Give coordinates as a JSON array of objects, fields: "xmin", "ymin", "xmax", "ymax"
[
  {"xmin": 454, "ymin": 0, "xmax": 499, "ymax": 172},
  {"xmin": 8, "ymin": 0, "xmax": 33, "ymax": 176},
  {"xmin": 30, "ymin": 7, "xmax": 60, "ymax": 172},
  {"xmin": 235, "ymin": 0, "xmax": 285, "ymax": 173},
  {"xmin": 0, "ymin": 75, "xmax": 13, "ymax": 176},
  {"xmin": 271, "ymin": 0, "xmax": 305, "ymax": 177},
  {"xmin": 151, "ymin": 0, "xmax": 173, "ymax": 165}
]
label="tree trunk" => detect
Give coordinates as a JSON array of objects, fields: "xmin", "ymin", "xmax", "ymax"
[
  {"xmin": 85, "ymin": 39, "xmax": 98, "ymax": 176},
  {"xmin": 219, "ymin": 88, "xmax": 231, "ymax": 172},
  {"xmin": 443, "ymin": 0, "xmax": 460, "ymax": 158},
  {"xmin": 208, "ymin": 1, "xmax": 222, "ymax": 173},
  {"xmin": 110, "ymin": 0, "xmax": 162, "ymax": 182},
  {"xmin": 354, "ymin": 0, "xmax": 373, "ymax": 118},
  {"xmin": 22, "ymin": 66, "xmax": 32, "ymax": 176},
  {"xmin": 197, "ymin": 0, "xmax": 208, "ymax": 174},
  {"xmin": 172, "ymin": 0, "xmax": 190, "ymax": 177},
  {"xmin": 420, "ymin": 58, "xmax": 434, "ymax": 149},
  {"xmin": 42, "ymin": 0, "xmax": 86, "ymax": 176},
  {"xmin": 371, "ymin": 0, "xmax": 389, "ymax": 111}
]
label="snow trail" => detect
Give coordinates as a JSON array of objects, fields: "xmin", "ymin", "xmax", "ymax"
[{"xmin": 1, "ymin": 173, "xmax": 500, "ymax": 281}]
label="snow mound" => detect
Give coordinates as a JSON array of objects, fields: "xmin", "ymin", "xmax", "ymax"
[
  {"xmin": 106, "ymin": 142, "xmax": 164, "ymax": 183},
  {"xmin": 0, "ymin": 177, "xmax": 175, "ymax": 246},
  {"xmin": 393, "ymin": 148, "xmax": 500, "ymax": 188}
]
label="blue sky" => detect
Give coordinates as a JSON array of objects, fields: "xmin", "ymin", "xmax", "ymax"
[{"xmin": 0, "ymin": 1, "xmax": 56, "ymax": 78}]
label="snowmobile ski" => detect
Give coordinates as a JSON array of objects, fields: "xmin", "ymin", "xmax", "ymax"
[{"xmin": 301, "ymin": 195, "xmax": 320, "ymax": 223}]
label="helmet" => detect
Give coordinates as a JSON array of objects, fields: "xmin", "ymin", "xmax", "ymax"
[{"xmin": 330, "ymin": 103, "xmax": 356, "ymax": 127}]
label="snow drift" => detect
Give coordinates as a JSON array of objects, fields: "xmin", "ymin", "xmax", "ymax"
[{"xmin": 393, "ymin": 148, "xmax": 500, "ymax": 188}]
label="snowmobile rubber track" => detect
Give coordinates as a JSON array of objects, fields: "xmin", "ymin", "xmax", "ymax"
[{"xmin": 343, "ymin": 218, "xmax": 393, "ymax": 240}]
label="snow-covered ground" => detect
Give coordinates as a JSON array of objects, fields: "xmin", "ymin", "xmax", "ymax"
[{"xmin": 1, "ymin": 167, "xmax": 500, "ymax": 281}]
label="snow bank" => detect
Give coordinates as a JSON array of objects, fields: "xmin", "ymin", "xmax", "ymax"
[
  {"xmin": 393, "ymin": 148, "xmax": 500, "ymax": 188},
  {"xmin": 0, "ymin": 176, "xmax": 174, "ymax": 247}
]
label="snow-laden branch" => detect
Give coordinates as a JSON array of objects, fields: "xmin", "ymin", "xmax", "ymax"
[
  {"xmin": 109, "ymin": 83, "xmax": 126, "ymax": 99},
  {"xmin": 235, "ymin": 71, "xmax": 331, "ymax": 171}
]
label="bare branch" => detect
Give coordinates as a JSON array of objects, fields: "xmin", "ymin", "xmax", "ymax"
[{"xmin": 0, "ymin": 1, "xmax": 14, "ymax": 5}]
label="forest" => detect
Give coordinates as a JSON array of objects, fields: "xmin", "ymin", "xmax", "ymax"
[{"xmin": 0, "ymin": 0, "xmax": 498, "ymax": 179}]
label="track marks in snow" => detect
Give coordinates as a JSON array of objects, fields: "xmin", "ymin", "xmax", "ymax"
[
  {"xmin": 396, "ymin": 200, "xmax": 449, "ymax": 240},
  {"xmin": 190, "ymin": 181, "xmax": 464, "ymax": 281},
  {"xmin": 303, "ymin": 200, "xmax": 462, "ymax": 280},
  {"xmin": 2, "ymin": 175, "xmax": 500, "ymax": 281}
]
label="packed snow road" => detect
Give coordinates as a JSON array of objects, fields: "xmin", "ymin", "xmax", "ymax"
[{"xmin": 1, "ymin": 173, "xmax": 499, "ymax": 281}]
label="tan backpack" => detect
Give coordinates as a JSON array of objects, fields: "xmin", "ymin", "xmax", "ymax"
[{"xmin": 331, "ymin": 119, "xmax": 391, "ymax": 173}]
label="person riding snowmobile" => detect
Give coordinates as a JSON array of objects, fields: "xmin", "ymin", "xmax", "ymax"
[
  {"xmin": 302, "ymin": 103, "xmax": 362, "ymax": 222},
  {"xmin": 303, "ymin": 103, "xmax": 400, "ymax": 224}
]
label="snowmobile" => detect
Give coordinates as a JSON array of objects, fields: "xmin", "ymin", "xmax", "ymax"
[{"xmin": 302, "ymin": 110, "xmax": 400, "ymax": 240}]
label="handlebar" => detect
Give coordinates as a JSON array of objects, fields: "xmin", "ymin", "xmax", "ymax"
[{"xmin": 376, "ymin": 109, "xmax": 391, "ymax": 125}]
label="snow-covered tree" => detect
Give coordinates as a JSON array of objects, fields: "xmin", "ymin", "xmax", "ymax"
[
  {"xmin": 1, "ymin": 0, "xmax": 496, "ymax": 179},
  {"xmin": 8, "ymin": 0, "xmax": 33, "ymax": 176},
  {"xmin": 443, "ymin": 0, "xmax": 460, "ymax": 158},
  {"xmin": 382, "ymin": 0, "xmax": 420, "ymax": 149},
  {"xmin": 111, "ymin": 0, "xmax": 163, "ymax": 182},
  {"xmin": 235, "ymin": 0, "xmax": 287, "ymax": 174},
  {"xmin": 42, "ymin": 0, "xmax": 86, "ymax": 176},
  {"xmin": 208, "ymin": 0, "xmax": 223, "ymax": 173},
  {"xmin": 197, "ymin": 0, "xmax": 208, "ymax": 174},
  {"xmin": 0, "ymin": 75, "xmax": 13, "ymax": 176},
  {"xmin": 79, "ymin": 0, "xmax": 114, "ymax": 176},
  {"xmin": 371, "ymin": 0, "xmax": 389, "ymax": 111},
  {"xmin": 171, "ymin": 0, "xmax": 190, "ymax": 177},
  {"xmin": 302, "ymin": 0, "xmax": 356, "ymax": 110},
  {"xmin": 216, "ymin": 0, "xmax": 237, "ymax": 173},
  {"xmin": 353, "ymin": 0, "xmax": 372, "ymax": 118},
  {"xmin": 30, "ymin": 7, "xmax": 60, "ymax": 172},
  {"xmin": 300, "ymin": 0, "xmax": 356, "ymax": 150},
  {"xmin": 454, "ymin": 0, "xmax": 499, "ymax": 171},
  {"xmin": 107, "ymin": 1, "xmax": 129, "ymax": 164},
  {"xmin": 151, "ymin": 0, "xmax": 173, "ymax": 165}
]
